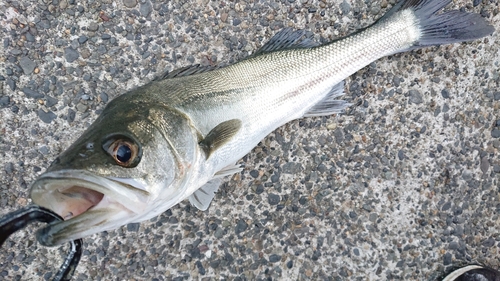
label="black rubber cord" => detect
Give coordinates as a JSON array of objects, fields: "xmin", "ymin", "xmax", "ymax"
[{"xmin": 0, "ymin": 205, "xmax": 82, "ymax": 281}]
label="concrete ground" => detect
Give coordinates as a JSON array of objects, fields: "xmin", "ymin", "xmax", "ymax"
[{"xmin": 0, "ymin": 0, "xmax": 499, "ymax": 280}]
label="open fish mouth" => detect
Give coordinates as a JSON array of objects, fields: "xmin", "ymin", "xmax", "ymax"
[
  {"xmin": 30, "ymin": 170, "xmax": 150, "ymax": 246},
  {"xmin": 38, "ymin": 184, "xmax": 105, "ymax": 220}
]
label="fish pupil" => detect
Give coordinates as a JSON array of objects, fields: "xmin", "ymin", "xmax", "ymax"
[{"xmin": 116, "ymin": 144, "xmax": 132, "ymax": 163}]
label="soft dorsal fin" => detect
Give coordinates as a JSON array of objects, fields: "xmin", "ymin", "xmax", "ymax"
[
  {"xmin": 304, "ymin": 81, "xmax": 351, "ymax": 117},
  {"xmin": 252, "ymin": 28, "xmax": 320, "ymax": 56},
  {"xmin": 154, "ymin": 64, "xmax": 218, "ymax": 80},
  {"xmin": 199, "ymin": 119, "xmax": 242, "ymax": 158},
  {"xmin": 188, "ymin": 179, "xmax": 222, "ymax": 211}
]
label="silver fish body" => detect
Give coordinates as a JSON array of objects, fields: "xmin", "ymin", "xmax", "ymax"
[{"xmin": 30, "ymin": 0, "xmax": 494, "ymax": 246}]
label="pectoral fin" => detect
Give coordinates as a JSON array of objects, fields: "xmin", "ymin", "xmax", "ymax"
[
  {"xmin": 199, "ymin": 119, "xmax": 242, "ymax": 158},
  {"xmin": 188, "ymin": 179, "xmax": 222, "ymax": 211}
]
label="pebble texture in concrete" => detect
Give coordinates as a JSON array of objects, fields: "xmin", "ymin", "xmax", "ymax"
[{"xmin": 0, "ymin": 0, "xmax": 499, "ymax": 280}]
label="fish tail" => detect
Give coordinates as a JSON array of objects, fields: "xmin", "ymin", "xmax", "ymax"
[{"xmin": 382, "ymin": 0, "xmax": 494, "ymax": 50}]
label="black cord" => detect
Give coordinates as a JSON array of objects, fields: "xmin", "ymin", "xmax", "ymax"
[{"xmin": 0, "ymin": 205, "xmax": 82, "ymax": 281}]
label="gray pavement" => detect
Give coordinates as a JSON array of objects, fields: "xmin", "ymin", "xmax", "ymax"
[{"xmin": 0, "ymin": 0, "xmax": 499, "ymax": 280}]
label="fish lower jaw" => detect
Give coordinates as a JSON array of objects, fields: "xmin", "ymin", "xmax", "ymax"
[{"xmin": 36, "ymin": 203, "xmax": 135, "ymax": 247}]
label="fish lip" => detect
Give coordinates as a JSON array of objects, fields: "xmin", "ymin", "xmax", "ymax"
[
  {"xmin": 30, "ymin": 169, "xmax": 150, "ymax": 220},
  {"xmin": 30, "ymin": 169, "xmax": 152, "ymax": 246}
]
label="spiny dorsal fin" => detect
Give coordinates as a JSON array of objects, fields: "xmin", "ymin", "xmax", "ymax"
[
  {"xmin": 154, "ymin": 64, "xmax": 218, "ymax": 80},
  {"xmin": 155, "ymin": 29, "xmax": 318, "ymax": 80},
  {"xmin": 199, "ymin": 119, "xmax": 242, "ymax": 158},
  {"xmin": 252, "ymin": 28, "xmax": 320, "ymax": 56}
]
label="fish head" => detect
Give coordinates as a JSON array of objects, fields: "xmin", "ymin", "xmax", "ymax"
[{"xmin": 30, "ymin": 94, "xmax": 197, "ymax": 246}]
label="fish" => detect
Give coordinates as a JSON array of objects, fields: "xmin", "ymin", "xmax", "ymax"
[{"xmin": 30, "ymin": 0, "xmax": 494, "ymax": 247}]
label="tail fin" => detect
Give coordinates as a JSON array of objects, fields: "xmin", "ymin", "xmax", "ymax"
[{"xmin": 383, "ymin": 0, "xmax": 494, "ymax": 47}]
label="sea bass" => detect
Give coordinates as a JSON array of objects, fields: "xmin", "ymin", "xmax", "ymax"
[{"xmin": 31, "ymin": 0, "xmax": 494, "ymax": 246}]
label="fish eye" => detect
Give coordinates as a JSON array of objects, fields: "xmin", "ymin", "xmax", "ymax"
[
  {"xmin": 103, "ymin": 136, "xmax": 141, "ymax": 167},
  {"xmin": 109, "ymin": 140, "xmax": 137, "ymax": 167},
  {"xmin": 115, "ymin": 143, "xmax": 132, "ymax": 163}
]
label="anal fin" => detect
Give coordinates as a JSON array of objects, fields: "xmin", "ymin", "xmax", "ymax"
[{"xmin": 304, "ymin": 81, "xmax": 351, "ymax": 117}]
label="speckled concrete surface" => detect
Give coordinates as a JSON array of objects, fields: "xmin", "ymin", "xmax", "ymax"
[{"xmin": 0, "ymin": 0, "xmax": 499, "ymax": 280}]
